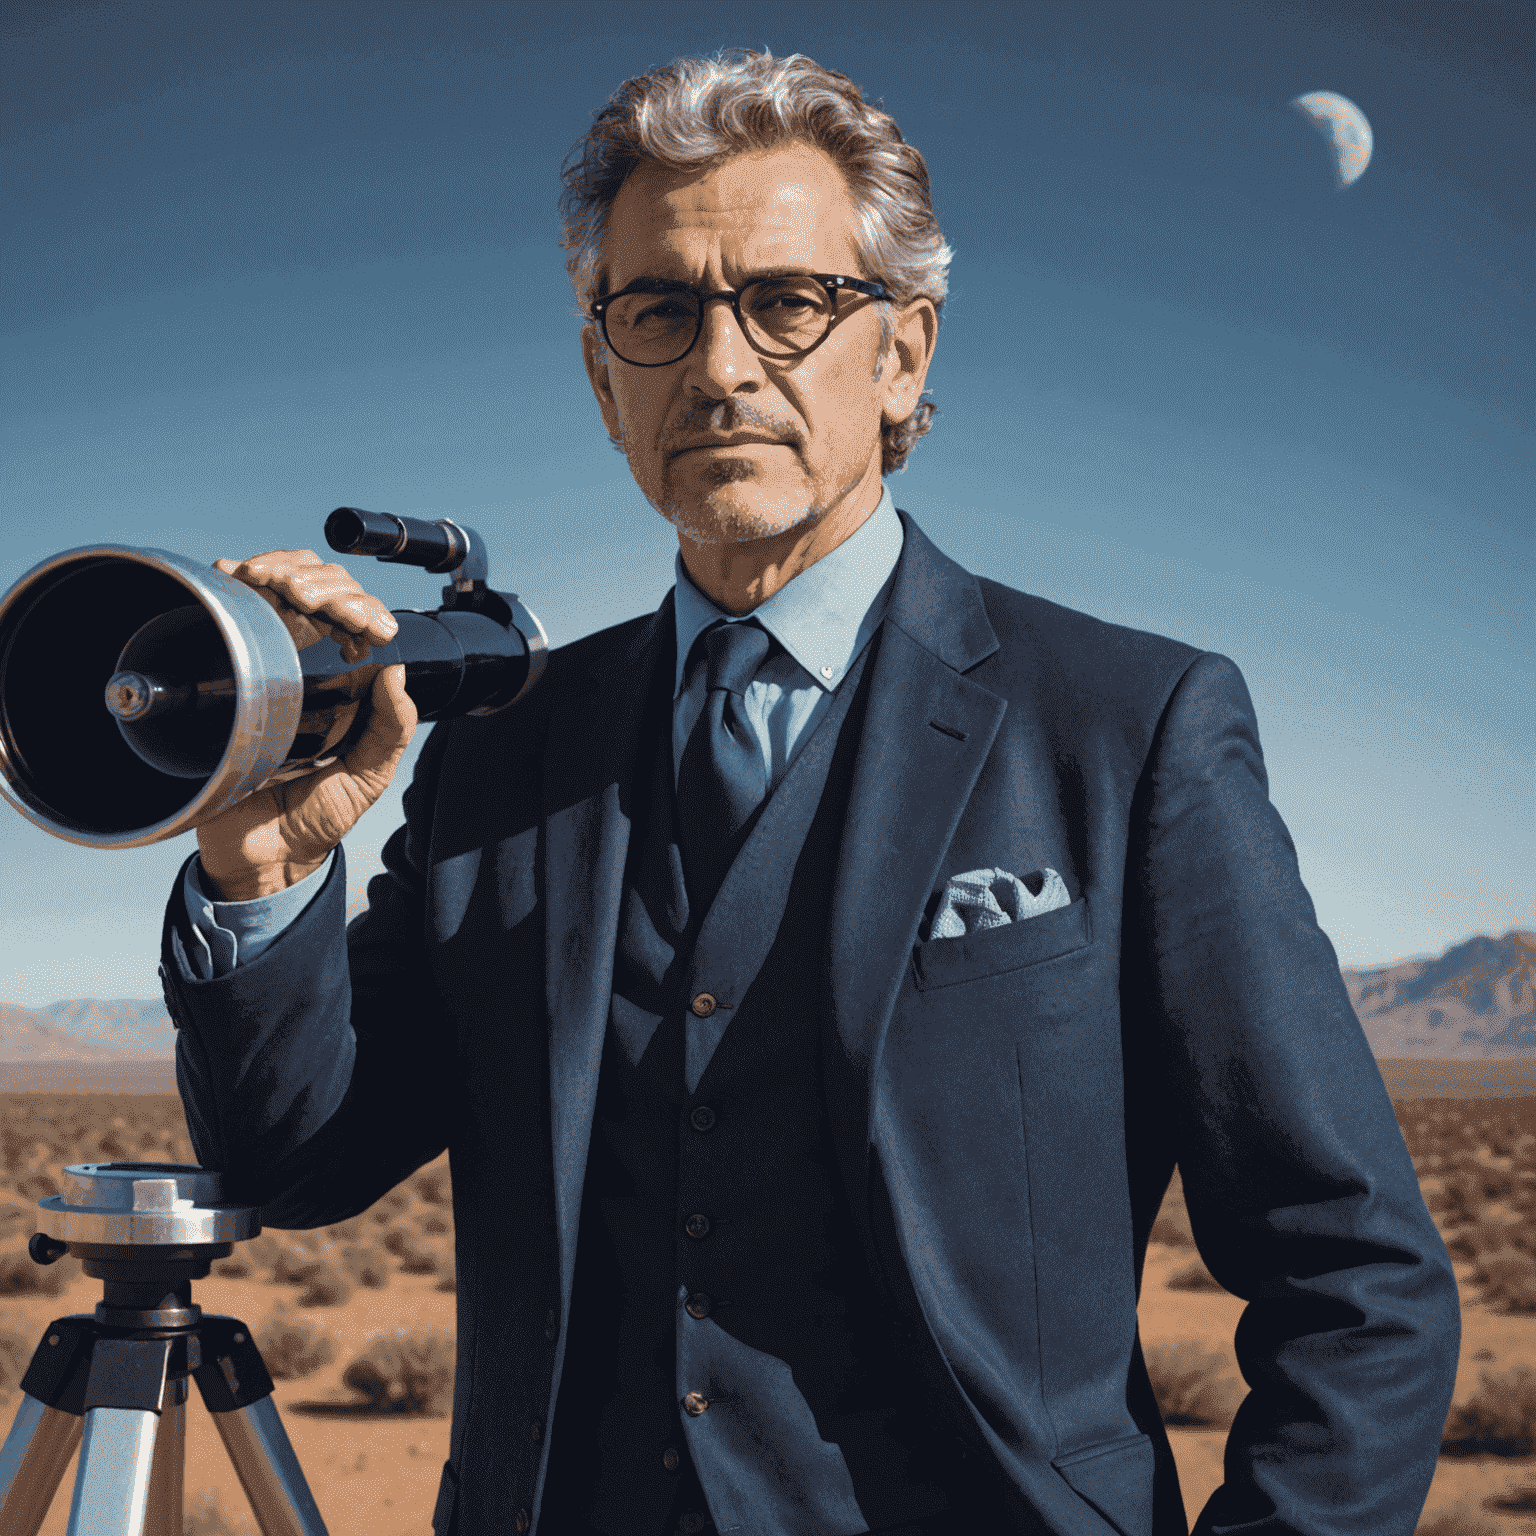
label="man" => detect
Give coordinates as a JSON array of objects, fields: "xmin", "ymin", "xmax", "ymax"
[{"xmin": 162, "ymin": 49, "xmax": 1458, "ymax": 1536}]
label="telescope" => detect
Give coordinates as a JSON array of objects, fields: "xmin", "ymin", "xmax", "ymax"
[{"xmin": 0, "ymin": 510, "xmax": 547, "ymax": 848}]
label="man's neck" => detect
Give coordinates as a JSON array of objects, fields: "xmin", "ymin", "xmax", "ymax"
[{"xmin": 677, "ymin": 475, "xmax": 884, "ymax": 615}]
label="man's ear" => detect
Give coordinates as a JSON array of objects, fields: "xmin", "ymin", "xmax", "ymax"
[
  {"xmin": 581, "ymin": 323, "xmax": 627, "ymax": 447},
  {"xmin": 879, "ymin": 298, "xmax": 938, "ymax": 426}
]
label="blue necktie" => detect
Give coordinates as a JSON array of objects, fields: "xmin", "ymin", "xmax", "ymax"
[{"xmin": 677, "ymin": 619, "xmax": 772, "ymax": 911}]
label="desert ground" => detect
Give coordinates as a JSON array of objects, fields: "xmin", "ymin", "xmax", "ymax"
[{"xmin": 2, "ymin": 1086, "xmax": 1532, "ymax": 1536}]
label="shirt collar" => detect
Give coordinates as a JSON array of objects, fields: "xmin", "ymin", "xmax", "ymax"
[{"xmin": 672, "ymin": 486, "xmax": 904, "ymax": 698}]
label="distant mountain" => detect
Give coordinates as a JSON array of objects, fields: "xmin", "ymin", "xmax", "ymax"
[
  {"xmin": 33, "ymin": 998, "xmax": 176, "ymax": 1056},
  {"xmin": 0, "ymin": 1000, "xmax": 174, "ymax": 1063},
  {"xmin": 1343, "ymin": 930, "xmax": 1536, "ymax": 1059}
]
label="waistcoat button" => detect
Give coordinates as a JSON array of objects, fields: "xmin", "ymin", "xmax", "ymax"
[
  {"xmin": 684, "ymin": 1213, "xmax": 710, "ymax": 1240},
  {"xmin": 689, "ymin": 1105, "xmax": 716, "ymax": 1132},
  {"xmin": 529, "ymin": 1419, "xmax": 543, "ymax": 1441},
  {"xmin": 685, "ymin": 1292, "xmax": 711, "ymax": 1319},
  {"xmin": 682, "ymin": 1391, "xmax": 709, "ymax": 1416},
  {"xmin": 515, "ymin": 1511, "xmax": 530, "ymax": 1533},
  {"xmin": 663, "ymin": 1447, "xmax": 681, "ymax": 1472},
  {"xmin": 690, "ymin": 992, "xmax": 717, "ymax": 1017}
]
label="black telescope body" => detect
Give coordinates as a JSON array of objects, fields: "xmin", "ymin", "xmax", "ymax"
[{"xmin": 0, "ymin": 511, "xmax": 546, "ymax": 848}]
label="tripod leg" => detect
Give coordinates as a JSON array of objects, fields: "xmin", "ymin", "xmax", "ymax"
[
  {"xmin": 144, "ymin": 1392, "xmax": 185, "ymax": 1536},
  {"xmin": 65, "ymin": 1406, "xmax": 160, "ymax": 1536},
  {"xmin": 0, "ymin": 1394, "xmax": 84, "ymax": 1536},
  {"xmin": 212, "ymin": 1397, "xmax": 329, "ymax": 1536}
]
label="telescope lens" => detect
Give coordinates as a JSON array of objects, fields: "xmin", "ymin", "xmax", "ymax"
[
  {"xmin": 110, "ymin": 606, "xmax": 236, "ymax": 778},
  {"xmin": 104, "ymin": 672, "xmax": 154, "ymax": 721},
  {"xmin": 0, "ymin": 559, "xmax": 221, "ymax": 834},
  {"xmin": 104, "ymin": 670, "xmax": 193, "ymax": 723}
]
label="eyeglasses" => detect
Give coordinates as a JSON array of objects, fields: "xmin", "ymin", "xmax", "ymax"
[{"xmin": 590, "ymin": 272, "xmax": 889, "ymax": 368}]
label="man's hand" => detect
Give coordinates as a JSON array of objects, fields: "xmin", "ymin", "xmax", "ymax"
[{"xmin": 196, "ymin": 550, "xmax": 418, "ymax": 902}]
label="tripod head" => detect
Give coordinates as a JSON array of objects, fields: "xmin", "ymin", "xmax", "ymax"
[
  {"xmin": 29, "ymin": 1162, "xmax": 259, "ymax": 1325},
  {"xmin": 4, "ymin": 1164, "xmax": 329, "ymax": 1534}
]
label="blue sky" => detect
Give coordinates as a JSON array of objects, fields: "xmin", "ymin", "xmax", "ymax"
[{"xmin": 1, "ymin": 0, "xmax": 1530, "ymax": 1006}]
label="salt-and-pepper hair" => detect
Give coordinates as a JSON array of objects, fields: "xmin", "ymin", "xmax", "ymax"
[{"xmin": 559, "ymin": 48, "xmax": 952, "ymax": 475}]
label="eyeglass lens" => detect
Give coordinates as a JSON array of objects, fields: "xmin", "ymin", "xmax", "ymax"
[{"xmin": 603, "ymin": 277, "xmax": 834, "ymax": 365}]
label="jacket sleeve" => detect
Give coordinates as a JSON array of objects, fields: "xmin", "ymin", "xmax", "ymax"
[
  {"xmin": 163, "ymin": 718, "xmax": 457, "ymax": 1227},
  {"xmin": 1127, "ymin": 652, "xmax": 1459, "ymax": 1536}
]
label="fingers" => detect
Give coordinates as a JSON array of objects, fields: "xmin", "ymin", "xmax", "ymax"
[
  {"xmin": 343, "ymin": 665, "xmax": 419, "ymax": 795},
  {"xmin": 215, "ymin": 550, "xmax": 400, "ymax": 653}
]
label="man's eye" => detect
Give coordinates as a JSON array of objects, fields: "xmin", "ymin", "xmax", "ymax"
[{"xmin": 635, "ymin": 299, "xmax": 694, "ymax": 323}]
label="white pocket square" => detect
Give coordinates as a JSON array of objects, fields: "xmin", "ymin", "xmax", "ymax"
[{"xmin": 928, "ymin": 867, "xmax": 1069, "ymax": 940}]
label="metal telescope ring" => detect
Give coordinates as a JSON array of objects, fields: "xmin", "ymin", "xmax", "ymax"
[
  {"xmin": 0, "ymin": 544, "xmax": 303, "ymax": 849},
  {"xmin": 33, "ymin": 1163, "xmax": 261, "ymax": 1249}
]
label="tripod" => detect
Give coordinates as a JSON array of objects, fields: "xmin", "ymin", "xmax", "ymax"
[{"xmin": 0, "ymin": 1162, "xmax": 328, "ymax": 1536}]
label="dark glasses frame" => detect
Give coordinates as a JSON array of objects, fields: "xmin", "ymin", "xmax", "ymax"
[{"xmin": 589, "ymin": 272, "xmax": 889, "ymax": 367}]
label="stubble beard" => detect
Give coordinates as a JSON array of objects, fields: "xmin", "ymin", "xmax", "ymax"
[{"xmin": 642, "ymin": 453, "xmax": 825, "ymax": 548}]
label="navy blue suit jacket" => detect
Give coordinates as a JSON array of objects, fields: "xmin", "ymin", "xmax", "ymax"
[{"xmin": 165, "ymin": 511, "xmax": 1459, "ymax": 1536}]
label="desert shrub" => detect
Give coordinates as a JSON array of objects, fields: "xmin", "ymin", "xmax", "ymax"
[
  {"xmin": 0, "ymin": 1312, "xmax": 32, "ymax": 1403},
  {"xmin": 342, "ymin": 1326, "xmax": 456, "ymax": 1415},
  {"xmin": 0, "ymin": 1246, "xmax": 80, "ymax": 1296},
  {"xmin": 232, "ymin": 1233, "xmax": 307, "ymax": 1284},
  {"xmin": 1434, "ymin": 1173, "xmax": 1488, "ymax": 1227},
  {"xmin": 435, "ymin": 1254, "xmax": 457, "ymax": 1293},
  {"xmin": 254, "ymin": 1309, "xmax": 335, "ymax": 1380},
  {"xmin": 90, "ymin": 1129, "xmax": 136, "ymax": 1162},
  {"xmin": 231, "ymin": 1230, "xmax": 347, "ymax": 1291},
  {"xmin": 1416, "ymin": 1506, "xmax": 1497, "ymax": 1536},
  {"xmin": 1148, "ymin": 1170, "xmax": 1195, "ymax": 1248},
  {"xmin": 13, "ymin": 1173, "xmax": 58, "ymax": 1201},
  {"xmin": 367, "ymin": 1189, "xmax": 412, "ymax": 1225},
  {"xmin": 0, "ymin": 1095, "xmax": 196, "ymax": 1185},
  {"xmin": 269, "ymin": 1235, "xmax": 325, "ymax": 1286},
  {"xmin": 383, "ymin": 1228, "xmax": 442, "ymax": 1275},
  {"xmin": 1166, "ymin": 1260, "xmax": 1226, "ymax": 1293},
  {"xmin": 1445, "ymin": 1220, "xmax": 1524, "ymax": 1263},
  {"xmin": 340, "ymin": 1242, "xmax": 390, "ymax": 1289},
  {"xmin": 1474, "ymin": 1164, "xmax": 1516, "ymax": 1202},
  {"xmin": 1473, "ymin": 1251, "xmax": 1536, "ymax": 1314},
  {"xmin": 325, "ymin": 1217, "xmax": 365, "ymax": 1243},
  {"xmin": 296, "ymin": 1262, "xmax": 352, "ymax": 1308},
  {"xmin": 1442, "ymin": 1367, "xmax": 1536, "ymax": 1457},
  {"xmin": 417, "ymin": 1209, "xmax": 452, "ymax": 1236},
  {"xmin": 1149, "ymin": 1209, "xmax": 1194, "ymax": 1248},
  {"xmin": 184, "ymin": 1488, "xmax": 253, "ymax": 1536},
  {"xmin": 1143, "ymin": 1340, "xmax": 1244, "ymax": 1429},
  {"xmin": 412, "ymin": 1165, "xmax": 451, "ymax": 1206},
  {"xmin": 1485, "ymin": 1479, "xmax": 1536, "ymax": 1513}
]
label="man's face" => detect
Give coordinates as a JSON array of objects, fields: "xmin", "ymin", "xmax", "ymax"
[{"xmin": 582, "ymin": 141, "xmax": 929, "ymax": 548}]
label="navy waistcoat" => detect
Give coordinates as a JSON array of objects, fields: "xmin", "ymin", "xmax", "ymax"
[{"xmin": 539, "ymin": 633, "xmax": 957, "ymax": 1536}]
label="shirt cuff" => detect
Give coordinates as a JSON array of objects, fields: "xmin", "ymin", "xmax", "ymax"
[{"xmin": 182, "ymin": 850, "xmax": 337, "ymax": 980}]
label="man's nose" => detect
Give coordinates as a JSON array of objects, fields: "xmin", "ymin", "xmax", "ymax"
[{"xmin": 689, "ymin": 294, "xmax": 763, "ymax": 392}]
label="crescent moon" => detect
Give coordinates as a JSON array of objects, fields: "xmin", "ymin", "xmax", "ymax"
[{"xmin": 1290, "ymin": 91, "xmax": 1373, "ymax": 187}]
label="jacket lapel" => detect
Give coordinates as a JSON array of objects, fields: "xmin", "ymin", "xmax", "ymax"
[
  {"xmin": 823, "ymin": 513, "xmax": 1006, "ymax": 1220},
  {"xmin": 543, "ymin": 594, "xmax": 673, "ymax": 1298}
]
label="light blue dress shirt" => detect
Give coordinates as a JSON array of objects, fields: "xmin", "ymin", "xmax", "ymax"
[
  {"xmin": 671, "ymin": 485, "xmax": 903, "ymax": 790},
  {"xmin": 184, "ymin": 487, "xmax": 904, "ymax": 978}
]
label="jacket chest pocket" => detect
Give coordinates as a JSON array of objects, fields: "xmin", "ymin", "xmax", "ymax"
[{"xmin": 910, "ymin": 897, "xmax": 1091, "ymax": 992}]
